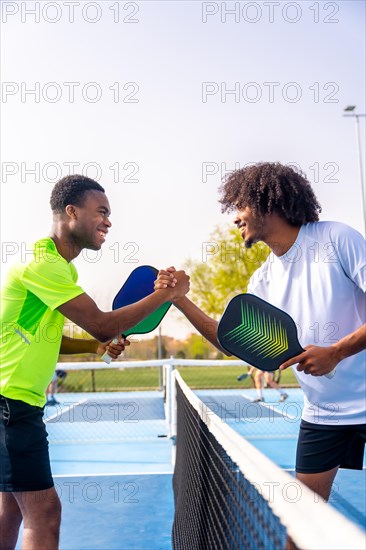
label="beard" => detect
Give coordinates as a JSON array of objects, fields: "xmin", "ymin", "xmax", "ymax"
[
  {"xmin": 243, "ymin": 229, "xmax": 261, "ymax": 249},
  {"xmin": 244, "ymin": 238, "xmax": 254, "ymax": 249},
  {"xmin": 243, "ymin": 218, "xmax": 265, "ymax": 249}
]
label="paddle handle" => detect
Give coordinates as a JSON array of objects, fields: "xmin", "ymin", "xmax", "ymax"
[
  {"xmin": 298, "ymin": 345, "xmax": 336, "ymax": 379},
  {"xmin": 101, "ymin": 338, "xmax": 120, "ymax": 364}
]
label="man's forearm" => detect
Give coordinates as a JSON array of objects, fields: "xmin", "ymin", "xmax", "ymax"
[
  {"xmin": 60, "ymin": 335, "xmax": 98, "ymax": 354},
  {"xmin": 332, "ymin": 324, "xmax": 366, "ymax": 362},
  {"xmin": 58, "ymin": 271, "xmax": 189, "ymax": 342},
  {"xmin": 174, "ymin": 297, "xmax": 227, "ymax": 354}
]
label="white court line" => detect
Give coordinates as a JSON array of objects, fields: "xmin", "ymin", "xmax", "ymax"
[
  {"xmin": 44, "ymin": 398, "xmax": 88, "ymax": 423},
  {"xmin": 280, "ymin": 468, "xmax": 366, "ymax": 472},
  {"xmin": 245, "ymin": 435, "xmax": 297, "ymax": 440},
  {"xmin": 53, "ymin": 471, "xmax": 173, "ymax": 478},
  {"xmin": 241, "ymin": 394, "xmax": 298, "ymax": 420},
  {"xmin": 48, "ymin": 438, "xmax": 170, "ymax": 444}
]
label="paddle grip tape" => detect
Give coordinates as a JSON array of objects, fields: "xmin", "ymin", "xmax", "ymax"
[{"xmin": 101, "ymin": 338, "xmax": 120, "ymax": 364}]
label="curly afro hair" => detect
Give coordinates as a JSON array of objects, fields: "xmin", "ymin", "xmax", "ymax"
[
  {"xmin": 50, "ymin": 175, "xmax": 105, "ymax": 213},
  {"xmin": 219, "ymin": 162, "xmax": 321, "ymax": 226}
]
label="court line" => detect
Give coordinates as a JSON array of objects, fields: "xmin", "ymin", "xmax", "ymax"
[
  {"xmin": 53, "ymin": 471, "xmax": 174, "ymax": 478},
  {"xmin": 284, "ymin": 467, "xmax": 366, "ymax": 472},
  {"xmin": 241, "ymin": 394, "xmax": 299, "ymax": 420},
  {"xmin": 44, "ymin": 398, "xmax": 88, "ymax": 423},
  {"xmin": 244, "ymin": 435, "xmax": 297, "ymax": 440}
]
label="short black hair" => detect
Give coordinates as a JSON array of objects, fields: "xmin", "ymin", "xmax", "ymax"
[
  {"xmin": 219, "ymin": 162, "xmax": 321, "ymax": 225},
  {"xmin": 50, "ymin": 175, "xmax": 105, "ymax": 213}
]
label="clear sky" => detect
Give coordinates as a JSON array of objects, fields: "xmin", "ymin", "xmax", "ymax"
[{"xmin": 1, "ymin": 0, "xmax": 365, "ymax": 338}]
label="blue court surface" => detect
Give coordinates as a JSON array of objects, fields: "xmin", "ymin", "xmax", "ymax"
[{"xmin": 16, "ymin": 388, "xmax": 365, "ymax": 549}]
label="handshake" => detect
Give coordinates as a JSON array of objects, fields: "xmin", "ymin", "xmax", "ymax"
[{"xmin": 154, "ymin": 266, "xmax": 190, "ymax": 303}]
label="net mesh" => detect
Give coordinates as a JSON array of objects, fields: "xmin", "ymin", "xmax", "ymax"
[
  {"xmin": 173, "ymin": 382, "xmax": 286, "ymax": 550},
  {"xmin": 172, "ymin": 371, "xmax": 366, "ymax": 550}
]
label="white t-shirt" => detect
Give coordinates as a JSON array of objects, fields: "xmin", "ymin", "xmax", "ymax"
[{"xmin": 247, "ymin": 221, "xmax": 366, "ymax": 425}]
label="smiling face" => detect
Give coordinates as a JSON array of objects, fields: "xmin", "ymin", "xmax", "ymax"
[
  {"xmin": 233, "ymin": 207, "xmax": 266, "ymax": 248},
  {"xmin": 66, "ymin": 190, "xmax": 112, "ymax": 251}
]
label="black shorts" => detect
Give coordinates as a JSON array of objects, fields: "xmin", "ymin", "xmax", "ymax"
[
  {"xmin": 0, "ymin": 395, "xmax": 54, "ymax": 492},
  {"xmin": 296, "ymin": 419, "xmax": 366, "ymax": 474}
]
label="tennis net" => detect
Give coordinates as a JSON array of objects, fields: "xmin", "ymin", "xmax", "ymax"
[{"xmin": 172, "ymin": 371, "xmax": 365, "ymax": 550}]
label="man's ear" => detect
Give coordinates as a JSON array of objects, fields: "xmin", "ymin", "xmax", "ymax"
[{"xmin": 65, "ymin": 205, "xmax": 77, "ymax": 219}]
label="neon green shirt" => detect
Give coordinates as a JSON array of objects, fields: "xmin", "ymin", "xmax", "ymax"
[{"xmin": 0, "ymin": 238, "xmax": 84, "ymax": 406}]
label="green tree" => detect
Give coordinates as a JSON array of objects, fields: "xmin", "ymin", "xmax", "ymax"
[
  {"xmin": 184, "ymin": 333, "xmax": 212, "ymax": 359},
  {"xmin": 185, "ymin": 225, "xmax": 270, "ymax": 318}
]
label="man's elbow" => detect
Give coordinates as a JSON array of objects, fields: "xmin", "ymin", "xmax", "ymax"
[{"xmin": 81, "ymin": 314, "xmax": 117, "ymax": 342}]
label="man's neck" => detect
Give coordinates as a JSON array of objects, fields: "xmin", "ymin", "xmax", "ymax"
[
  {"xmin": 49, "ymin": 226, "xmax": 81, "ymax": 262},
  {"xmin": 263, "ymin": 217, "xmax": 302, "ymax": 257}
]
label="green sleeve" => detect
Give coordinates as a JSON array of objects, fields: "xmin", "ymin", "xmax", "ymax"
[{"xmin": 21, "ymin": 255, "xmax": 85, "ymax": 311}]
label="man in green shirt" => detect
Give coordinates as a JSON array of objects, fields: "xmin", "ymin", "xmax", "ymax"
[{"xmin": 0, "ymin": 175, "xmax": 190, "ymax": 550}]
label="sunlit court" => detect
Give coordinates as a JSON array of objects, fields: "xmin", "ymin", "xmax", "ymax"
[{"xmin": 13, "ymin": 360, "xmax": 366, "ymax": 549}]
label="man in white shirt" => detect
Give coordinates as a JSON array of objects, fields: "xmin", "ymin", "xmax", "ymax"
[{"xmin": 156, "ymin": 162, "xmax": 366, "ymax": 503}]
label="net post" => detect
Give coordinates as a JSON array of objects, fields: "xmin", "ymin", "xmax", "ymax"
[
  {"xmin": 158, "ymin": 325, "xmax": 163, "ymax": 390},
  {"xmin": 164, "ymin": 356, "xmax": 176, "ymax": 440},
  {"xmin": 91, "ymin": 368, "xmax": 96, "ymax": 392},
  {"xmin": 171, "ymin": 364, "xmax": 177, "ymax": 440}
]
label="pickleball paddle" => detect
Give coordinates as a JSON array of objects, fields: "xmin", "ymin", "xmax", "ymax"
[
  {"xmin": 218, "ymin": 294, "xmax": 336, "ymax": 379},
  {"xmin": 102, "ymin": 265, "xmax": 171, "ymax": 364}
]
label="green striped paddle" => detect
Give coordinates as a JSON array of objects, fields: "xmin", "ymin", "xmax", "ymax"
[{"xmin": 217, "ymin": 294, "xmax": 336, "ymax": 379}]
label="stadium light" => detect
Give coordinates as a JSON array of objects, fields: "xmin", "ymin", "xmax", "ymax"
[{"xmin": 343, "ymin": 106, "xmax": 366, "ymax": 235}]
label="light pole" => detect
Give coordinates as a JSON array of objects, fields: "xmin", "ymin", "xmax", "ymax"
[
  {"xmin": 343, "ymin": 106, "xmax": 366, "ymax": 235},
  {"xmin": 158, "ymin": 324, "xmax": 163, "ymax": 389}
]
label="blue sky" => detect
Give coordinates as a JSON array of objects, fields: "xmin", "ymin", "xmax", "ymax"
[{"xmin": 1, "ymin": 0, "xmax": 365, "ymax": 338}]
